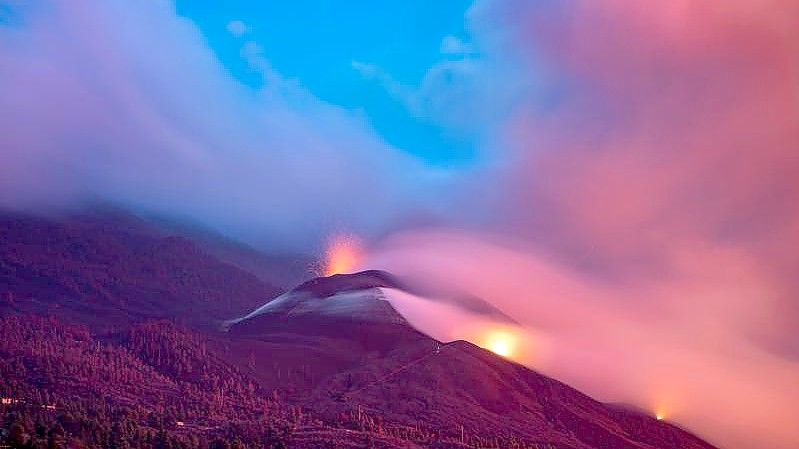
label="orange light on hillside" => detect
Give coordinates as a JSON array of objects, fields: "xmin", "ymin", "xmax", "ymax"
[
  {"xmin": 323, "ymin": 234, "xmax": 363, "ymax": 276},
  {"xmin": 482, "ymin": 330, "xmax": 517, "ymax": 358},
  {"xmin": 654, "ymin": 403, "xmax": 668, "ymax": 421}
]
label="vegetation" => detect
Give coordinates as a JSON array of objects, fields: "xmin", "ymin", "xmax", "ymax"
[{"xmin": 1, "ymin": 316, "xmax": 553, "ymax": 449}]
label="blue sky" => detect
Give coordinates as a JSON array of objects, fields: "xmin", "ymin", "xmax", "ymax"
[{"xmin": 175, "ymin": 0, "xmax": 477, "ymax": 165}]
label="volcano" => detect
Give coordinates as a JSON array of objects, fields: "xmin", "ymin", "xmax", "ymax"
[
  {"xmin": 225, "ymin": 270, "xmax": 718, "ymax": 449},
  {"xmin": 0, "ymin": 212, "xmax": 720, "ymax": 449}
]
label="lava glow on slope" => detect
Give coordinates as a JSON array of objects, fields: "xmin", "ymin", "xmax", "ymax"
[
  {"xmin": 481, "ymin": 330, "xmax": 517, "ymax": 358},
  {"xmin": 323, "ymin": 234, "xmax": 363, "ymax": 276}
]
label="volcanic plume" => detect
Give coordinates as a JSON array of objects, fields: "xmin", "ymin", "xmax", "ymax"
[{"xmin": 322, "ymin": 234, "xmax": 364, "ymax": 276}]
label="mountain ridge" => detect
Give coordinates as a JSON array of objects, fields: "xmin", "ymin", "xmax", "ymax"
[{"xmin": 0, "ymin": 209, "xmax": 720, "ymax": 449}]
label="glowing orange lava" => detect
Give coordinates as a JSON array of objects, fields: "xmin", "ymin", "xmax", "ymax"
[
  {"xmin": 323, "ymin": 234, "xmax": 363, "ymax": 276},
  {"xmin": 653, "ymin": 403, "xmax": 668, "ymax": 421},
  {"xmin": 482, "ymin": 330, "xmax": 517, "ymax": 358}
]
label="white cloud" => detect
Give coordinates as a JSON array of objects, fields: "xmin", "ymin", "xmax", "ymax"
[
  {"xmin": 351, "ymin": 60, "xmax": 421, "ymax": 115},
  {"xmin": 0, "ymin": 1, "xmax": 439, "ymax": 250},
  {"xmin": 353, "ymin": 52, "xmax": 527, "ymax": 137},
  {"xmin": 439, "ymin": 35, "xmax": 473, "ymax": 56},
  {"xmin": 226, "ymin": 19, "xmax": 250, "ymax": 37},
  {"xmin": 350, "ymin": 60, "xmax": 379, "ymax": 78}
]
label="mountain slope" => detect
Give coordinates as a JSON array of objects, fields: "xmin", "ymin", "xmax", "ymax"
[
  {"xmin": 0, "ymin": 213, "xmax": 720, "ymax": 448},
  {"xmin": 0, "ymin": 315, "xmax": 437, "ymax": 449},
  {"xmin": 146, "ymin": 215, "xmax": 314, "ymax": 289},
  {"xmin": 226, "ymin": 271, "xmax": 718, "ymax": 449},
  {"xmin": 0, "ymin": 210, "xmax": 282, "ymax": 326}
]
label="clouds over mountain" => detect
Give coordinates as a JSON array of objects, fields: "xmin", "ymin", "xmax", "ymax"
[{"xmin": 0, "ymin": 1, "xmax": 439, "ymax": 249}]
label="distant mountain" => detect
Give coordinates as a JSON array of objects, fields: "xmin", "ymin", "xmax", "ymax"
[
  {"xmin": 145, "ymin": 214, "xmax": 314, "ymax": 289},
  {"xmin": 0, "ymin": 209, "xmax": 282, "ymax": 326}
]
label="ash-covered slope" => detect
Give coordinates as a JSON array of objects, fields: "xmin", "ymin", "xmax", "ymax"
[
  {"xmin": 225, "ymin": 271, "xmax": 719, "ymax": 449},
  {"xmin": 228, "ymin": 270, "xmax": 408, "ymax": 327}
]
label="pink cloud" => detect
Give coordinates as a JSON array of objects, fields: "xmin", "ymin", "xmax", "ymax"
[{"xmin": 367, "ymin": 1, "xmax": 799, "ymax": 448}]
